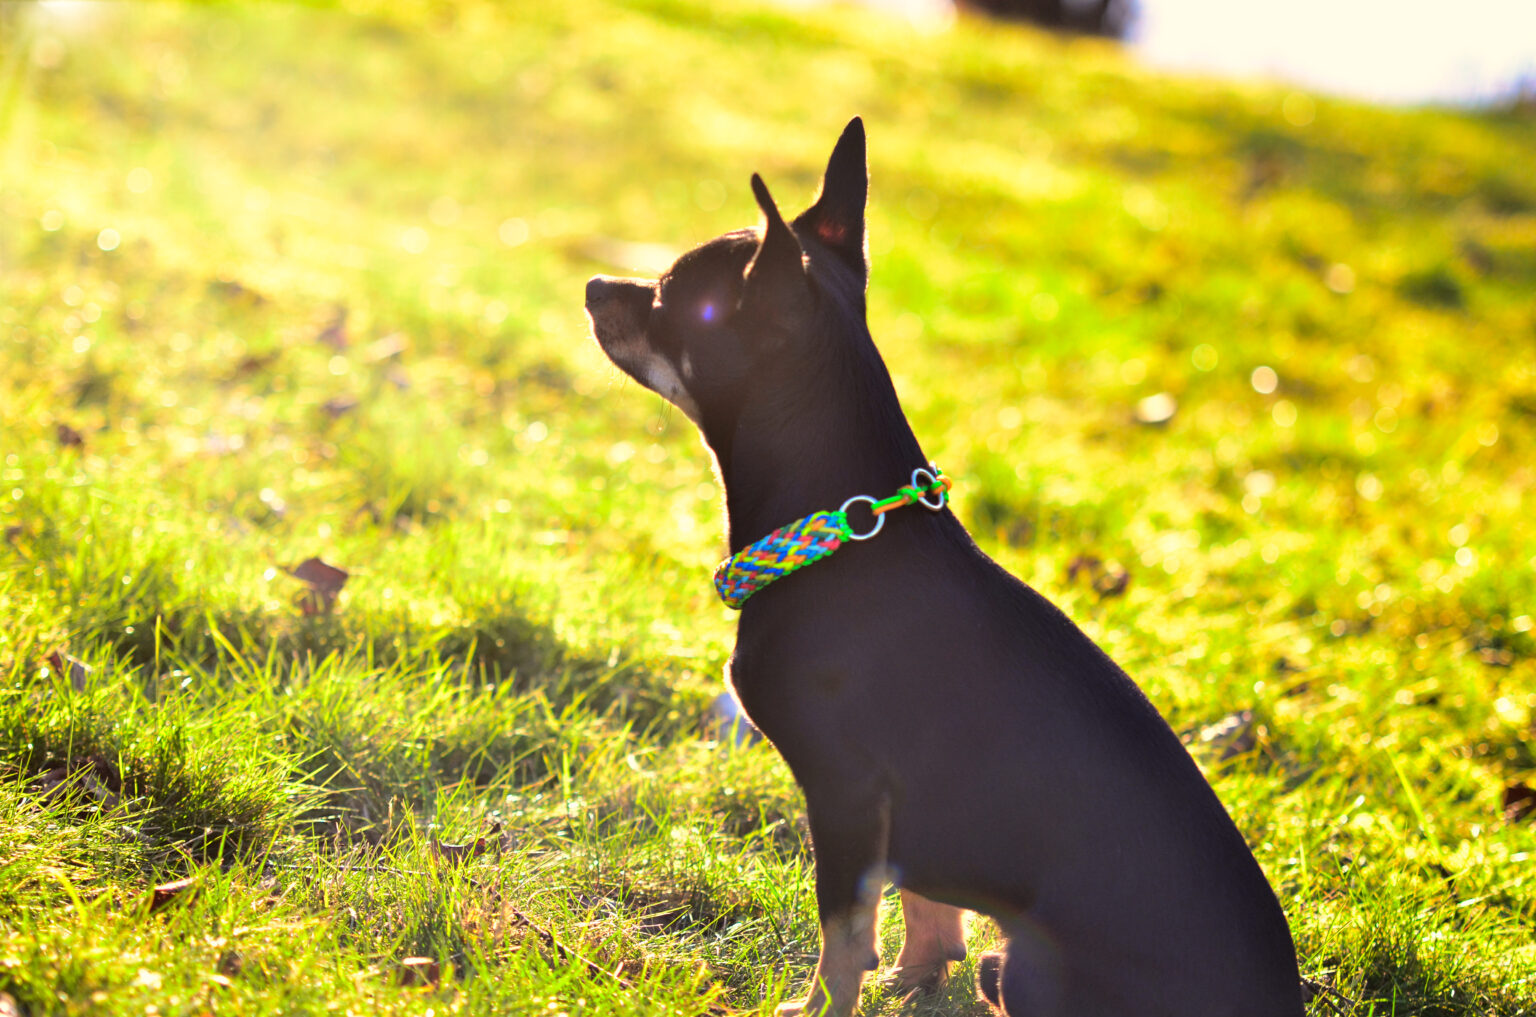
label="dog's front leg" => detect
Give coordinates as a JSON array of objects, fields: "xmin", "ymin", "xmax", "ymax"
[{"xmin": 777, "ymin": 790, "xmax": 890, "ymax": 1017}]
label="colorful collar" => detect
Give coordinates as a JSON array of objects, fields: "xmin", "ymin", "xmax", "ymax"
[{"xmin": 713, "ymin": 466, "xmax": 952, "ymax": 609}]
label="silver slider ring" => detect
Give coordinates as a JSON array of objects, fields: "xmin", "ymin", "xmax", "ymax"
[
  {"xmin": 838, "ymin": 495, "xmax": 885, "ymax": 541},
  {"xmin": 911, "ymin": 467, "xmax": 947, "ymax": 510}
]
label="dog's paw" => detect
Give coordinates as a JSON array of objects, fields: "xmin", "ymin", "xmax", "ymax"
[
  {"xmin": 775, "ymin": 990, "xmax": 856, "ymax": 1017},
  {"xmin": 879, "ymin": 961, "xmax": 951, "ymax": 999}
]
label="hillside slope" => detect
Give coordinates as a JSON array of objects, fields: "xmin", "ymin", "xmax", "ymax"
[{"xmin": 1, "ymin": 1, "xmax": 1534, "ymax": 1013}]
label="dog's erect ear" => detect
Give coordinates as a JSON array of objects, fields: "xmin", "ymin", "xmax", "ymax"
[
  {"xmin": 741, "ymin": 173, "xmax": 810, "ymax": 335},
  {"xmin": 792, "ymin": 117, "xmax": 867, "ymax": 280}
]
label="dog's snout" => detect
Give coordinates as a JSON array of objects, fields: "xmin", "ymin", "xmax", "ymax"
[
  {"xmin": 585, "ymin": 274, "xmax": 655, "ymax": 312},
  {"xmin": 585, "ymin": 276, "xmax": 615, "ymax": 309}
]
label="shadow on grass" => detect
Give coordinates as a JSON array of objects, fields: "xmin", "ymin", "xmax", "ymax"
[
  {"xmin": 42, "ymin": 557, "xmax": 687, "ymax": 726},
  {"xmin": 0, "ymin": 693, "xmax": 293, "ymax": 869},
  {"xmin": 1, "ymin": 551, "xmax": 703, "ymax": 861},
  {"xmin": 1305, "ymin": 902, "xmax": 1536, "ymax": 1017}
]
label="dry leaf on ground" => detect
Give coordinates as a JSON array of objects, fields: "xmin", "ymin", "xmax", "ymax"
[
  {"xmin": 1504, "ymin": 782, "xmax": 1536, "ymax": 823},
  {"xmin": 1065, "ymin": 555, "xmax": 1131, "ymax": 599},
  {"xmin": 398, "ymin": 957, "xmax": 441, "ymax": 987},
  {"xmin": 150, "ymin": 877, "xmax": 198, "ymax": 912},
  {"xmin": 47, "ymin": 650, "xmax": 93, "ymax": 691},
  {"xmin": 56, "ymin": 422, "xmax": 85, "ymax": 448},
  {"xmin": 283, "ymin": 557, "xmax": 350, "ymax": 615},
  {"xmin": 317, "ymin": 307, "xmax": 349, "ymax": 349}
]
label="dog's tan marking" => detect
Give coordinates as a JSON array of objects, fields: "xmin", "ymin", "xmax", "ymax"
[
  {"xmin": 776, "ymin": 903, "xmax": 880, "ymax": 1017},
  {"xmin": 605, "ymin": 338, "xmax": 702, "ymax": 424},
  {"xmin": 639, "ymin": 357, "xmax": 702, "ymax": 424},
  {"xmin": 782, "ymin": 801, "xmax": 892, "ymax": 1017},
  {"xmin": 886, "ymin": 890, "xmax": 967, "ymax": 993},
  {"xmin": 585, "ymin": 281, "xmax": 703, "ymax": 424}
]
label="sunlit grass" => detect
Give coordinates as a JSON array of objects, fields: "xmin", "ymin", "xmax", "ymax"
[{"xmin": 1, "ymin": 0, "xmax": 1534, "ymax": 1013}]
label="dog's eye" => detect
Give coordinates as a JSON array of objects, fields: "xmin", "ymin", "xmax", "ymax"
[{"xmin": 699, "ymin": 301, "xmax": 718, "ymax": 324}]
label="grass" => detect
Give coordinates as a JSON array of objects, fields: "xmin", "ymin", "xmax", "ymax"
[{"xmin": 2, "ymin": 0, "xmax": 1535, "ymax": 1013}]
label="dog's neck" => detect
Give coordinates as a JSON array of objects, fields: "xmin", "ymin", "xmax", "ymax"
[{"xmin": 716, "ymin": 335, "xmax": 929, "ymax": 554}]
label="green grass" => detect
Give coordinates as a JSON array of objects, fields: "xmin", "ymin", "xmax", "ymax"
[{"xmin": 2, "ymin": 0, "xmax": 1535, "ymax": 1013}]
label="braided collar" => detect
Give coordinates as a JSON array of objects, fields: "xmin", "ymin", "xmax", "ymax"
[{"xmin": 713, "ymin": 465, "xmax": 952, "ymax": 609}]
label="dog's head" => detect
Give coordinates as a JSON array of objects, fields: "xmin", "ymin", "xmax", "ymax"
[{"xmin": 585, "ymin": 118, "xmax": 870, "ymax": 453}]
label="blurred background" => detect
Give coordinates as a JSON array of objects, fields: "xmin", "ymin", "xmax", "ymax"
[
  {"xmin": 1, "ymin": 1, "xmax": 1535, "ymax": 1013},
  {"xmin": 788, "ymin": 0, "xmax": 1536, "ymax": 105}
]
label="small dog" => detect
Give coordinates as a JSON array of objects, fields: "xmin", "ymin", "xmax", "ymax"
[{"xmin": 586, "ymin": 119, "xmax": 1303, "ymax": 1017}]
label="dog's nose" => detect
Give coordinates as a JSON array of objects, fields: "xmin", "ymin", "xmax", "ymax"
[
  {"xmin": 585, "ymin": 276, "xmax": 617, "ymax": 309},
  {"xmin": 586, "ymin": 274, "xmax": 657, "ymax": 309}
]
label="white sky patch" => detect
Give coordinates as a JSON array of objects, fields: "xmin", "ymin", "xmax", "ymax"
[
  {"xmin": 771, "ymin": 0, "xmax": 1536, "ymax": 105},
  {"xmin": 1131, "ymin": 0, "xmax": 1536, "ymax": 105}
]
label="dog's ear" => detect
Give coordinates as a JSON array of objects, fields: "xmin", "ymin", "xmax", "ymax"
[
  {"xmin": 793, "ymin": 117, "xmax": 867, "ymax": 281},
  {"xmin": 741, "ymin": 173, "xmax": 811, "ymax": 338}
]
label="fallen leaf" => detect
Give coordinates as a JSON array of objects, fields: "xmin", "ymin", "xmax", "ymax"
[
  {"xmin": 1065, "ymin": 555, "xmax": 1131, "ymax": 599},
  {"xmin": 209, "ymin": 278, "xmax": 267, "ymax": 305},
  {"xmin": 149, "ymin": 876, "xmax": 197, "ymax": 912},
  {"xmin": 232, "ymin": 351, "xmax": 280, "ymax": 378},
  {"xmin": 56, "ymin": 422, "xmax": 85, "ymax": 449},
  {"xmin": 317, "ymin": 307, "xmax": 349, "ymax": 350},
  {"xmin": 398, "ymin": 956, "xmax": 440, "ymax": 987},
  {"xmin": 1066, "ymin": 555, "xmax": 1100, "ymax": 583},
  {"xmin": 321, "ymin": 395, "xmax": 360, "ymax": 419},
  {"xmin": 1478, "ymin": 646, "xmax": 1514, "ymax": 668},
  {"xmin": 217, "ymin": 950, "xmax": 244, "ymax": 978},
  {"xmin": 283, "ymin": 557, "xmax": 349, "ymax": 616},
  {"xmin": 1092, "ymin": 569, "xmax": 1130, "ymax": 597},
  {"xmin": 208, "ymin": 973, "xmax": 233, "ymax": 989},
  {"xmin": 1504, "ymin": 783, "xmax": 1536, "ymax": 823},
  {"xmin": 429, "ymin": 836, "xmax": 490, "ymax": 866},
  {"xmin": 46, "ymin": 650, "xmax": 92, "ymax": 691}
]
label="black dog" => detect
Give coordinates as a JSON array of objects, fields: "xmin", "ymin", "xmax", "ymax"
[{"xmin": 586, "ymin": 119, "xmax": 1302, "ymax": 1017}]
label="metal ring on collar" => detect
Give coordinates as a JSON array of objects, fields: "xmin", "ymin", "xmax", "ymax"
[
  {"xmin": 911, "ymin": 467, "xmax": 947, "ymax": 510},
  {"xmin": 838, "ymin": 495, "xmax": 886, "ymax": 541}
]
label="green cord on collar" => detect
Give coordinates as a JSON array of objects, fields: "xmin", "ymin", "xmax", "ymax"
[{"xmin": 712, "ymin": 466, "xmax": 952, "ymax": 609}]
